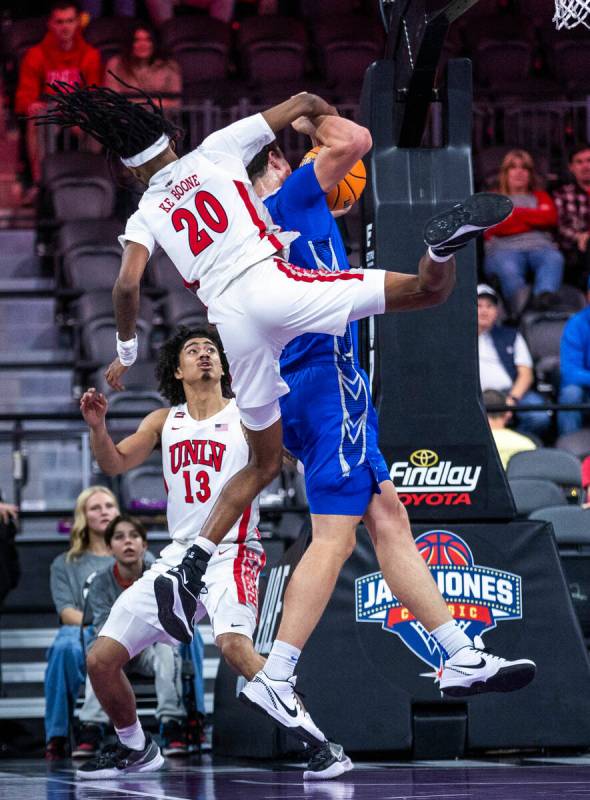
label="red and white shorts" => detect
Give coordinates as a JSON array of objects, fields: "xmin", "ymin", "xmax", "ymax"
[
  {"xmin": 101, "ymin": 540, "xmax": 266, "ymax": 653},
  {"xmin": 207, "ymin": 257, "xmax": 386, "ymax": 412}
]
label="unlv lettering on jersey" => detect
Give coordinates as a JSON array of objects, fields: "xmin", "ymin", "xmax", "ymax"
[{"xmin": 169, "ymin": 439, "xmax": 226, "ymax": 474}]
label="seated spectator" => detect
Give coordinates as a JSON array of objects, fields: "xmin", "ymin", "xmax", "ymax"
[
  {"xmin": 45, "ymin": 486, "xmax": 119, "ymax": 761},
  {"xmin": 73, "ymin": 515, "xmax": 188, "ymax": 759},
  {"xmin": 483, "ymin": 389, "xmax": 537, "ymax": 469},
  {"xmin": 558, "ymin": 280, "xmax": 590, "ymax": 435},
  {"xmin": 104, "ymin": 23, "xmax": 181, "ymax": 109},
  {"xmin": 553, "ymin": 143, "xmax": 590, "ymax": 292},
  {"xmin": 14, "ymin": 0, "xmax": 102, "ymax": 192},
  {"xmin": 0, "ymin": 497, "xmax": 19, "ymax": 612},
  {"xmin": 483, "ymin": 149, "xmax": 564, "ymax": 314},
  {"xmin": 478, "ymin": 283, "xmax": 550, "ymax": 436}
]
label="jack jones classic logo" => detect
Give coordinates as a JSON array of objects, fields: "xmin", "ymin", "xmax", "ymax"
[
  {"xmin": 390, "ymin": 447, "xmax": 485, "ymax": 507},
  {"xmin": 355, "ymin": 530, "xmax": 523, "ymax": 675}
]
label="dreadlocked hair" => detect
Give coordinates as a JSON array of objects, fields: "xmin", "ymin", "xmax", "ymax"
[
  {"xmin": 32, "ymin": 74, "xmax": 183, "ymax": 159},
  {"xmin": 156, "ymin": 325, "xmax": 233, "ymax": 406}
]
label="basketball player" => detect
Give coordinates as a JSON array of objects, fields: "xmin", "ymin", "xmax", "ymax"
[
  {"xmin": 236, "ymin": 125, "xmax": 537, "ymax": 725},
  {"xmin": 35, "ymin": 84, "xmax": 518, "ymax": 737},
  {"xmin": 77, "ymin": 326, "xmax": 350, "ymax": 780}
]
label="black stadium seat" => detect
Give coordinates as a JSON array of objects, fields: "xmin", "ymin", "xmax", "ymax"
[
  {"xmin": 57, "ymin": 220, "xmax": 123, "ymax": 291},
  {"xmin": 508, "ymin": 477, "xmax": 567, "ymax": 517},
  {"xmin": 506, "ymin": 448, "xmax": 582, "ymax": 504},
  {"xmin": 164, "ymin": 289, "xmax": 208, "ymax": 330},
  {"xmin": 42, "ymin": 153, "xmax": 116, "ymax": 222}
]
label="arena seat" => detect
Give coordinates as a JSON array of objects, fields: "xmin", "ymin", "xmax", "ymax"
[
  {"xmin": 520, "ymin": 310, "xmax": 570, "ymax": 387},
  {"xmin": 42, "ymin": 153, "xmax": 116, "ymax": 222},
  {"xmin": 91, "ymin": 361, "xmax": 164, "ymax": 416},
  {"xmin": 161, "ymin": 16, "xmax": 231, "ymax": 85},
  {"xmin": 312, "ymin": 16, "xmax": 383, "ymax": 98},
  {"xmin": 548, "ymin": 39, "xmax": 590, "ymax": 97},
  {"xmin": 57, "ymin": 220, "xmax": 123, "ymax": 291},
  {"xmin": 121, "ymin": 465, "xmax": 166, "ymax": 512},
  {"xmin": 4, "ymin": 16, "xmax": 47, "ymax": 65},
  {"xmin": 474, "ymin": 39, "xmax": 533, "ymax": 94},
  {"xmin": 556, "ymin": 429, "xmax": 590, "ymax": 461},
  {"xmin": 84, "ymin": 16, "xmax": 137, "ymax": 63},
  {"xmin": 148, "ymin": 248, "xmax": 179, "ymax": 291},
  {"xmin": 508, "ymin": 476, "xmax": 567, "ymax": 517},
  {"xmin": 506, "ymin": 448, "xmax": 582, "ymax": 503},
  {"xmin": 164, "ymin": 289, "xmax": 208, "ymax": 330},
  {"xmin": 238, "ymin": 16, "xmax": 307, "ymax": 90}
]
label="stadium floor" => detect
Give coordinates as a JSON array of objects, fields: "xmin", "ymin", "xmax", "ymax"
[{"xmin": 2, "ymin": 755, "xmax": 590, "ymax": 799}]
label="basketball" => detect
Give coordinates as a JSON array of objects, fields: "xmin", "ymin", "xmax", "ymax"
[
  {"xmin": 415, "ymin": 531, "xmax": 472, "ymax": 567},
  {"xmin": 299, "ymin": 146, "xmax": 367, "ymax": 213}
]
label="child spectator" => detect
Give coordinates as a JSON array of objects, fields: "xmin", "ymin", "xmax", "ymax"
[
  {"xmin": 45, "ymin": 486, "xmax": 118, "ymax": 760},
  {"xmin": 73, "ymin": 515, "xmax": 188, "ymax": 758},
  {"xmin": 483, "ymin": 389, "xmax": 537, "ymax": 469},
  {"xmin": 484, "ymin": 149, "xmax": 564, "ymax": 314}
]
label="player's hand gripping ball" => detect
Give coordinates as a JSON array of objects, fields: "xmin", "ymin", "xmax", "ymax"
[{"xmin": 300, "ymin": 146, "xmax": 366, "ymax": 213}]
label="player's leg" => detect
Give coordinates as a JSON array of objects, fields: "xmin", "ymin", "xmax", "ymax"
[
  {"xmin": 364, "ymin": 481, "xmax": 536, "ymax": 696},
  {"xmin": 217, "ymin": 632, "xmax": 265, "ymax": 679}
]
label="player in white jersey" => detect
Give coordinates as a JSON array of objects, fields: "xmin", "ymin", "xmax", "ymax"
[
  {"xmin": 35, "ymin": 82, "xmax": 517, "ymax": 735},
  {"xmin": 77, "ymin": 325, "xmax": 350, "ymax": 781}
]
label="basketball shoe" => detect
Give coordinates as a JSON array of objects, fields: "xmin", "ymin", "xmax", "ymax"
[
  {"xmin": 424, "ymin": 192, "xmax": 513, "ymax": 257},
  {"xmin": 153, "ymin": 545, "xmax": 210, "ymax": 644},
  {"xmin": 304, "ymin": 741, "xmax": 354, "ymax": 781},
  {"xmin": 75, "ymin": 733, "xmax": 164, "ymax": 780},
  {"xmin": 439, "ymin": 636, "xmax": 536, "ymax": 697},
  {"xmin": 240, "ymin": 670, "xmax": 328, "ymax": 747}
]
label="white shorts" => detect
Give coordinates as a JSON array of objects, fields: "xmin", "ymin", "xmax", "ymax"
[
  {"xmin": 100, "ymin": 540, "xmax": 266, "ymax": 656},
  {"xmin": 207, "ymin": 257, "xmax": 386, "ymax": 411}
]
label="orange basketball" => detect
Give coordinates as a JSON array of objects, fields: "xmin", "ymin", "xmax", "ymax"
[{"xmin": 299, "ymin": 146, "xmax": 367, "ymax": 212}]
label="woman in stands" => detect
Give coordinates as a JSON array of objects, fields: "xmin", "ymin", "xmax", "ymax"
[
  {"xmin": 484, "ymin": 149, "xmax": 564, "ymax": 316},
  {"xmin": 45, "ymin": 486, "xmax": 119, "ymax": 760},
  {"xmin": 104, "ymin": 23, "xmax": 182, "ymax": 108}
]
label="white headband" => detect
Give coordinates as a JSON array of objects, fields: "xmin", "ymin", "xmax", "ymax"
[{"xmin": 121, "ymin": 134, "xmax": 170, "ymax": 167}]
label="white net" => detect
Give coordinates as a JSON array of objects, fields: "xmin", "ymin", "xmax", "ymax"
[{"xmin": 554, "ymin": 0, "xmax": 590, "ymax": 29}]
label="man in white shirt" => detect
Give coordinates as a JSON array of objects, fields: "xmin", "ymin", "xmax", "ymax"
[{"xmin": 478, "ymin": 284, "xmax": 549, "ymax": 435}]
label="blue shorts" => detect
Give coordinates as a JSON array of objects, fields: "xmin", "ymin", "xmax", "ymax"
[{"xmin": 280, "ymin": 363, "xmax": 391, "ymax": 516}]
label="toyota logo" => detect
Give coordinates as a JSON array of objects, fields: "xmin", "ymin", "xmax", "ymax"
[{"xmin": 409, "ymin": 449, "xmax": 439, "ymax": 467}]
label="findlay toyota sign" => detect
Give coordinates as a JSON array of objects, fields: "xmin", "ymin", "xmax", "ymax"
[{"xmin": 390, "ymin": 447, "xmax": 485, "ymax": 508}]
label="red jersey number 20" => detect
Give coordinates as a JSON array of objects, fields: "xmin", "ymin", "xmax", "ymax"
[{"xmin": 172, "ymin": 191, "xmax": 229, "ymax": 257}]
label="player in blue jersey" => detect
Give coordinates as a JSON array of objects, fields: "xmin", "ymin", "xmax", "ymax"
[{"xmin": 240, "ymin": 114, "xmax": 536, "ymax": 747}]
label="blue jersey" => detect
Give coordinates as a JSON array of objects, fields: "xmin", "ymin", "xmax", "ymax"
[
  {"xmin": 263, "ymin": 162, "xmax": 390, "ymax": 513},
  {"xmin": 265, "ymin": 163, "xmax": 359, "ymax": 372}
]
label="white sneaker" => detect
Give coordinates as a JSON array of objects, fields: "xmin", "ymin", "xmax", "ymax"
[
  {"xmin": 240, "ymin": 670, "xmax": 327, "ymax": 747},
  {"xmin": 440, "ymin": 638, "xmax": 536, "ymax": 697},
  {"xmin": 303, "ymin": 741, "xmax": 354, "ymax": 781}
]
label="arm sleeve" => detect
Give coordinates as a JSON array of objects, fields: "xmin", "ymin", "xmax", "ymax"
[
  {"xmin": 118, "ymin": 209, "xmax": 156, "ymax": 256},
  {"xmin": 514, "ymin": 192, "xmax": 558, "ymax": 229},
  {"xmin": 15, "ymin": 48, "xmax": 42, "ymax": 115},
  {"xmin": 199, "ymin": 113, "xmax": 275, "ymax": 168},
  {"xmin": 513, "ymin": 333, "xmax": 533, "ymax": 368},
  {"xmin": 87, "ymin": 572, "xmax": 116, "ymax": 633},
  {"xmin": 49, "ymin": 556, "xmax": 76, "ymax": 614},
  {"xmin": 561, "ymin": 317, "xmax": 590, "ymax": 388}
]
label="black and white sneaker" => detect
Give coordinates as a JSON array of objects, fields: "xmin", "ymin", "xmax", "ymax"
[
  {"xmin": 154, "ymin": 545, "xmax": 210, "ymax": 644},
  {"xmin": 424, "ymin": 192, "xmax": 513, "ymax": 257},
  {"xmin": 240, "ymin": 670, "xmax": 327, "ymax": 748},
  {"xmin": 75, "ymin": 733, "xmax": 164, "ymax": 780},
  {"xmin": 304, "ymin": 741, "xmax": 354, "ymax": 781},
  {"xmin": 440, "ymin": 637, "xmax": 536, "ymax": 697}
]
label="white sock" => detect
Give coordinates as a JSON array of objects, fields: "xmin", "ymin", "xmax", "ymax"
[
  {"xmin": 428, "ymin": 246, "xmax": 453, "ymax": 262},
  {"xmin": 115, "ymin": 719, "xmax": 146, "ymax": 751},
  {"xmin": 193, "ymin": 536, "xmax": 216, "ymax": 557},
  {"xmin": 264, "ymin": 640, "xmax": 301, "ymax": 681},
  {"xmin": 430, "ymin": 621, "xmax": 472, "ymax": 659}
]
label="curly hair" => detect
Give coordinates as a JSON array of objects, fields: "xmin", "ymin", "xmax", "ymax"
[
  {"xmin": 156, "ymin": 325, "xmax": 232, "ymax": 406},
  {"xmin": 31, "ymin": 76, "xmax": 183, "ymax": 160}
]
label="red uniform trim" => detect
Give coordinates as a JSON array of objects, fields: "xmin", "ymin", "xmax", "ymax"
[
  {"xmin": 234, "ymin": 180, "xmax": 284, "ymax": 251},
  {"xmin": 233, "ymin": 544, "xmax": 247, "ymax": 604},
  {"xmin": 274, "ymin": 257, "xmax": 364, "ymax": 283}
]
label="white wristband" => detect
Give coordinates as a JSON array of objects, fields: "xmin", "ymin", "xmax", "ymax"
[
  {"xmin": 428, "ymin": 246, "xmax": 453, "ymax": 263},
  {"xmin": 116, "ymin": 333, "xmax": 138, "ymax": 366}
]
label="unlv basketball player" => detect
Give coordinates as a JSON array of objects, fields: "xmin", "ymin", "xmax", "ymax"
[{"xmin": 78, "ymin": 327, "xmax": 350, "ymax": 780}]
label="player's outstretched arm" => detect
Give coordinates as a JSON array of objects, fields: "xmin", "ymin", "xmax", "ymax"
[
  {"xmin": 81, "ymin": 389, "xmax": 166, "ymax": 476},
  {"xmin": 262, "ymin": 92, "xmax": 337, "ymax": 135}
]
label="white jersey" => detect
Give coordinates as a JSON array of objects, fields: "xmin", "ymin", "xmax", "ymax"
[
  {"xmin": 119, "ymin": 114, "xmax": 298, "ymax": 305},
  {"xmin": 161, "ymin": 399, "xmax": 260, "ymax": 546}
]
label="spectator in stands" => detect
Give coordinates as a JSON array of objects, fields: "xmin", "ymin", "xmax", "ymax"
[
  {"xmin": 144, "ymin": 0, "xmax": 235, "ymax": 26},
  {"xmin": 558, "ymin": 279, "xmax": 590, "ymax": 435},
  {"xmin": 483, "ymin": 389, "xmax": 537, "ymax": 469},
  {"xmin": 0, "ymin": 496, "xmax": 19, "ymax": 613},
  {"xmin": 484, "ymin": 149, "xmax": 564, "ymax": 314},
  {"xmin": 553, "ymin": 143, "xmax": 590, "ymax": 292},
  {"xmin": 0, "ymin": 501, "xmax": 18, "ymax": 525},
  {"xmin": 478, "ymin": 283, "xmax": 550, "ymax": 436},
  {"xmin": 104, "ymin": 24, "xmax": 181, "ymax": 110},
  {"xmin": 45, "ymin": 486, "xmax": 119, "ymax": 760},
  {"xmin": 15, "ymin": 0, "xmax": 102, "ymax": 191},
  {"xmin": 73, "ymin": 515, "xmax": 188, "ymax": 759}
]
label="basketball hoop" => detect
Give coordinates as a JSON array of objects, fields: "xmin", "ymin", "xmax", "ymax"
[{"xmin": 554, "ymin": 0, "xmax": 590, "ymax": 29}]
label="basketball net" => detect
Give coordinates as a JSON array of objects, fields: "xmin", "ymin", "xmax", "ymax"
[{"xmin": 554, "ymin": 0, "xmax": 590, "ymax": 29}]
